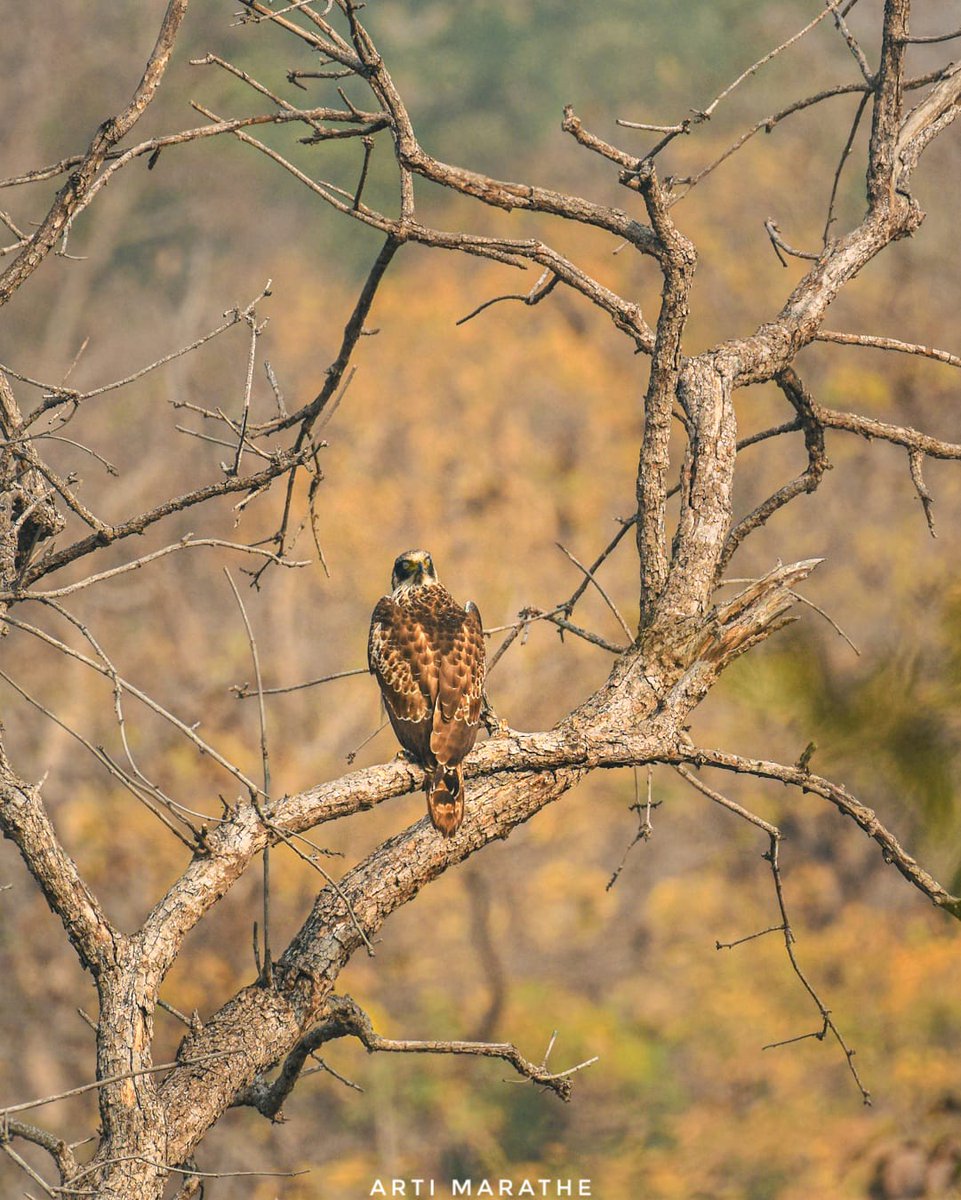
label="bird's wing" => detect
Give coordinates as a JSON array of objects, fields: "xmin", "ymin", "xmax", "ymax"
[
  {"xmin": 368, "ymin": 594, "xmax": 433, "ymax": 724},
  {"xmin": 432, "ymin": 599, "xmax": 485, "ymax": 763}
]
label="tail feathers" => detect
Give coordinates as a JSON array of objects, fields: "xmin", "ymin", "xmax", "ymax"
[{"xmin": 426, "ymin": 764, "xmax": 464, "ymax": 837}]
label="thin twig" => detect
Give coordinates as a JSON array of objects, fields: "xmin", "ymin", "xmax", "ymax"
[
  {"xmin": 903, "ymin": 27, "xmax": 961, "ymax": 44},
  {"xmin": 675, "ymin": 766, "xmax": 869, "ymax": 1102},
  {"xmin": 555, "ymin": 542, "xmax": 633, "ymax": 641},
  {"xmin": 0, "ymin": 1141, "xmax": 56, "ymax": 1197},
  {"xmin": 17, "ymin": 284, "xmax": 272, "ymax": 427},
  {"xmin": 700, "ymin": 1, "xmax": 853, "ymax": 120},
  {"xmin": 232, "ymin": 666, "xmax": 367, "ymax": 699},
  {"xmin": 0, "ymin": 536, "xmax": 307, "ymax": 601},
  {"xmin": 826, "ymin": 0, "xmax": 873, "ymax": 82},
  {"xmin": 232, "ymin": 298, "xmax": 266, "ymax": 476},
  {"xmin": 908, "ymin": 447, "xmax": 936, "ymax": 537},
  {"xmin": 763, "ymin": 834, "xmax": 870, "ymax": 1103},
  {"xmin": 0, "ymin": 1054, "xmax": 236, "ymax": 1117},
  {"xmin": 606, "ymin": 766, "xmax": 657, "ymax": 890},
  {"xmin": 456, "ymin": 270, "xmax": 559, "ymax": 327},
  {"xmin": 5, "ymin": 617, "xmax": 261, "ymax": 796},
  {"xmin": 765, "ymin": 218, "xmax": 820, "ymax": 266},
  {"xmin": 261, "ymin": 818, "xmax": 376, "ymax": 956},
  {"xmin": 0, "ymin": 668, "xmax": 198, "ymax": 851},
  {"xmin": 21, "ymin": 446, "xmax": 310, "ymax": 585},
  {"xmin": 787, "ymin": 590, "xmax": 861, "ymax": 655},
  {"xmin": 814, "ymin": 329, "xmax": 961, "ymax": 369},
  {"xmin": 224, "ymin": 569, "xmax": 273, "ymax": 983},
  {"xmin": 823, "ymin": 91, "xmax": 871, "ymax": 243}
]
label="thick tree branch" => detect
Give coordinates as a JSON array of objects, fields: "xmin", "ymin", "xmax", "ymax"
[
  {"xmin": 633, "ymin": 161, "xmax": 696, "ymax": 626},
  {"xmin": 0, "ymin": 746, "xmax": 118, "ymax": 974}
]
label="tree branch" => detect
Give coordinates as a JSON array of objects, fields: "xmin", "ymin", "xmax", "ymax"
[
  {"xmin": 667, "ymin": 746, "xmax": 961, "ymax": 918},
  {"xmin": 0, "ymin": 746, "xmax": 118, "ymax": 974},
  {"xmin": 0, "ymin": 0, "xmax": 190, "ymax": 307}
]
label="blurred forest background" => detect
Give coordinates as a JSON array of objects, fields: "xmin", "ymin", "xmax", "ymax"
[{"xmin": 2, "ymin": 2, "xmax": 961, "ymax": 1196}]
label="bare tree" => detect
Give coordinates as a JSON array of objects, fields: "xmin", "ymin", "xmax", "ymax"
[{"xmin": 1, "ymin": 1, "xmax": 961, "ymax": 1195}]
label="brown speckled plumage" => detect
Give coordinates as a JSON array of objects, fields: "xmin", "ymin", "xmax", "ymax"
[{"xmin": 368, "ymin": 550, "xmax": 485, "ymax": 836}]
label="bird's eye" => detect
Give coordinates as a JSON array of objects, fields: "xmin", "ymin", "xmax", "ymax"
[
  {"xmin": 424, "ymin": 557, "xmax": 433, "ymax": 572},
  {"xmin": 403, "ymin": 560, "xmax": 416, "ymax": 575}
]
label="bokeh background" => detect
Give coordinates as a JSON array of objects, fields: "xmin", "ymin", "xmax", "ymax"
[{"xmin": 2, "ymin": 2, "xmax": 961, "ymax": 1196}]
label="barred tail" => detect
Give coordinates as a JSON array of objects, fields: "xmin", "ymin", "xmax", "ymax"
[{"xmin": 426, "ymin": 764, "xmax": 465, "ymax": 837}]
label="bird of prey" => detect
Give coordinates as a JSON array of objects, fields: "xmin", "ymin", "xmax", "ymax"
[{"xmin": 368, "ymin": 549, "xmax": 486, "ymax": 837}]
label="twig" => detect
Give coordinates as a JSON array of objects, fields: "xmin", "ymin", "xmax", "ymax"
[
  {"xmin": 826, "ymin": 0, "xmax": 873, "ymax": 83},
  {"xmin": 616, "ymin": 119, "xmax": 689, "ymax": 133},
  {"xmin": 557, "ymin": 516, "xmax": 637, "ymax": 620},
  {"xmin": 233, "ymin": 666, "xmax": 367, "ymax": 698},
  {"xmin": 345, "ymin": 717, "xmax": 388, "ymax": 764},
  {"xmin": 265, "ymin": 361, "xmax": 287, "ymax": 418},
  {"xmin": 0, "ymin": 536, "xmax": 306, "ymax": 601},
  {"xmin": 762, "ymin": 834, "xmax": 870, "ymax": 1103},
  {"xmin": 823, "ymin": 92, "xmax": 871, "ymax": 244},
  {"xmin": 259, "ymin": 817, "xmax": 376, "ymax": 957},
  {"xmin": 811, "ymin": 401, "xmax": 961, "ymax": 460},
  {"xmin": 665, "ymin": 747, "xmax": 961, "ymax": 919},
  {"xmin": 765, "ymin": 218, "xmax": 820, "ymax": 267},
  {"xmin": 354, "ymin": 135, "xmax": 374, "ymax": 209},
  {"xmin": 623, "ymin": 0, "xmax": 862, "ymax": 165},
  {"xmin": 329, "ymin": 995, "xmax": 595, "ymax": 1102},
  {"xmin": 700, "ymin": 1, "xmax": 853, "ymax": 121},
  {"xmin": 663, "ymin": 61, "xmax": 956, "ymax": 199},
  {"xmin": 716, "ymin": 923, "xmax": 784, "ymax": 951},
  {"xmin": 0, "ymin": 1118, "xmax": 76, "ymax": 1188},
  {"xmin": 0, "ymin": 1141, "xmax": 57, "ymax": 1196},
  {"xmin": 719, "ymin": 578, "xmax": 860, "ymax": 657},
  {"xmin": 908, "ymin": 447, "xmax": 936, "ymax": 537},
  {"xmin": 675, "ymin": 766, "xmax": 869, "ymax": 1102},
  {"xmin": 903, "ymin": 27, "xmax": 961, "ymax": 44},
  {"xmin": 555, "ymin": 541, "xmax": 633, "ymax": 641},
  {"xmin": 66, "ymin": 1153, "xmax": 307, "ymax": 1187},
  {"xmin": 158, "ymin": 998, "xmax": 195, "ymax": 1029},
  {"xmin": 456, "ymin": 269, "xmax": 559, "ymax": 327},
  {"xmin": 0, "ymin": 1054, "xmax": 236, "ymax": 1117},
  {"xmin": 0, "ymin": 669, "xmax": 198, "ymax": 851},
  {"xmin": 0, "ymin": 0, "xmax": 190, "ymax": 308},
  {"xmin": 10, "ymin": 283, "xmax": 272, "ymax": 426},
  {"xmin": 21, "ymin": 446, "xmax": 310, "ymax": 585},
  {"xmin": 39, "ymin": 597, "xmax": 207, "ymax": 839},
  {"xmin": 5, "ymin": 617, "xmax": 261, "ymax": 796},
  {"xmin": 606, "ymin": 766, "xmax": 657, "ymax": 890},
  {"xmin": 225, "ymin": 569, "xmax": 273, "ymax": 983},
  {"xmin": 814, "ymin": 329, "xmax": 961, "ymax": 369},
  {"xmin": 32, "ymin": 433, "xmax": 118, "ymax": 474},
  {"xmin": 232, "ymin": 297, "xmax": 267, "ymax": 476},
  {"xmin": 787, "ymin": 590, "xmax": 861, "ymax": 656},
  {"xmin": 675, "ymin": 765, "xmax": 778, "ymax": 836},
  {"xmin": 288, "ymin": 67, "xmax": 353, "ymax": 85},
  {"xmin": 236, "ymin": 0, "xmax": 325, "ymax": 24},
  {"xmin": 547, "ymin": 611, "xmax": 626, "ymax": 654},
  {"xmin": 303, "ymin": 1055, "xmax": 364, "ymax": 1092}
]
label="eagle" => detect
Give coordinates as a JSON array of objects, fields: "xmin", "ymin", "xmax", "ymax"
[{"xmin": 368, "ymin": 549, "xmax": 486, "ymax": 837}]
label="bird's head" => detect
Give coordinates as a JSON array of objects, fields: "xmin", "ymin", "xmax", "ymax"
[{"xmin": 391, "ymin": 548, "xmax": 439, "ymax": 593}]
